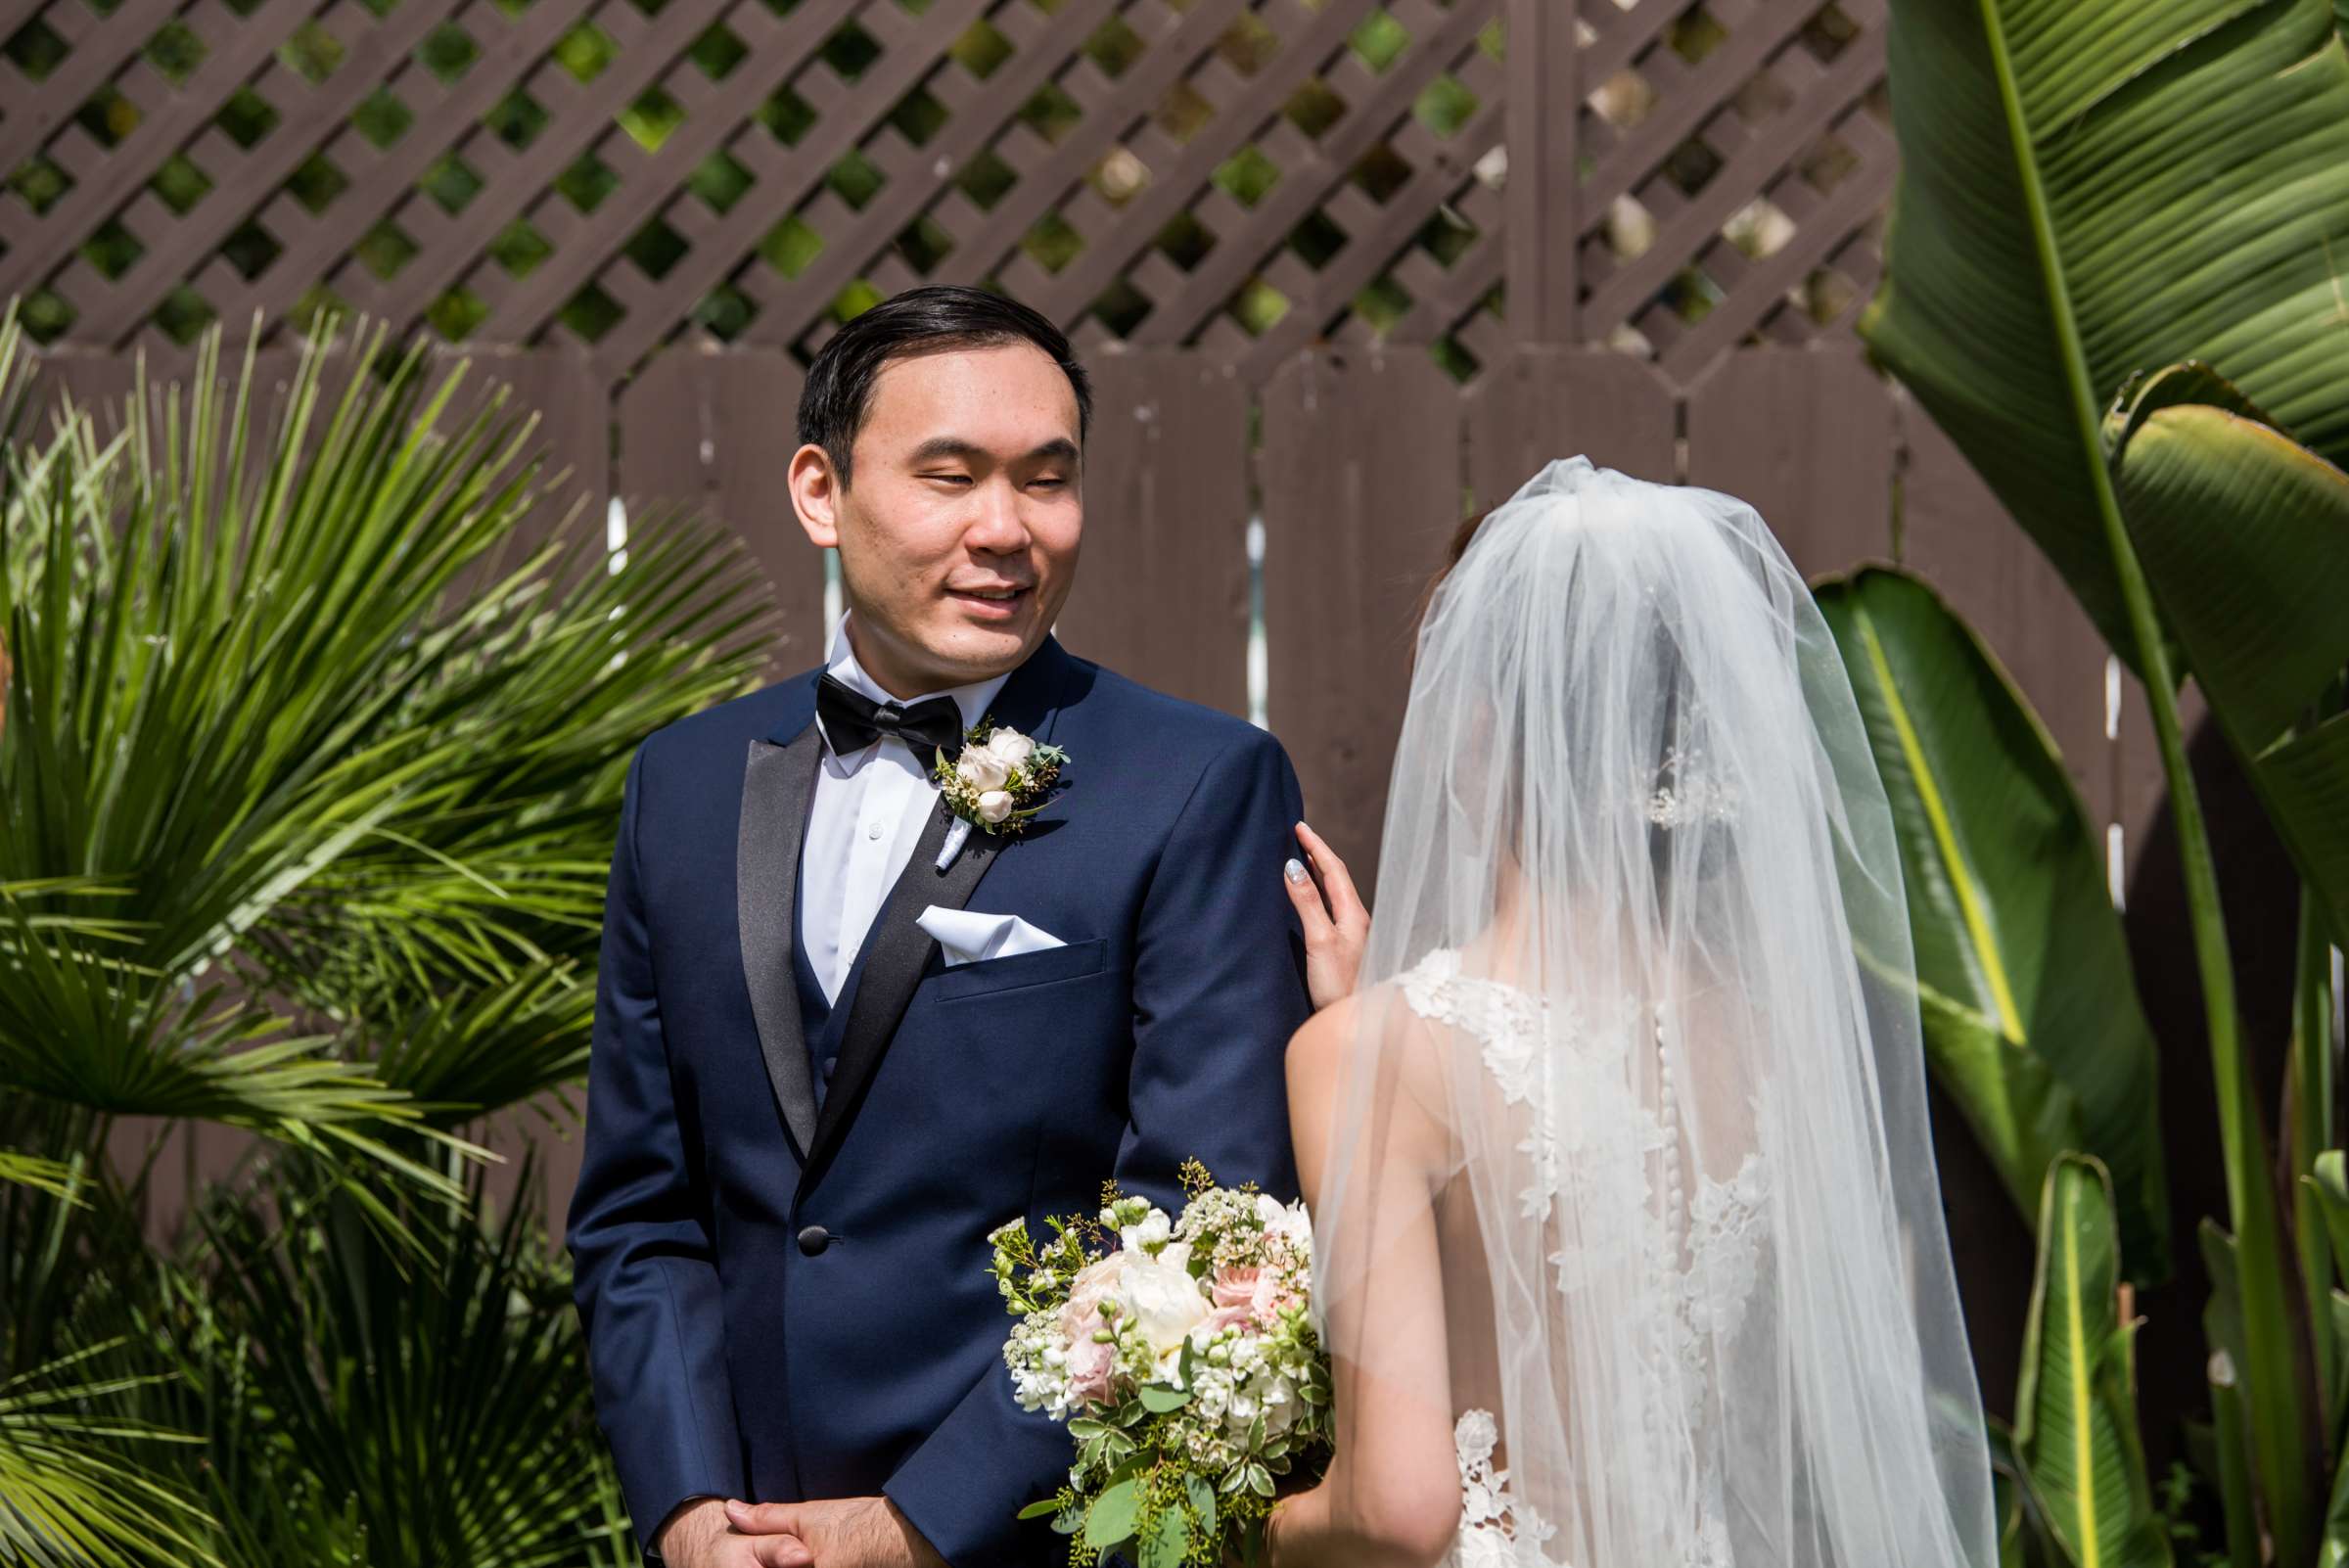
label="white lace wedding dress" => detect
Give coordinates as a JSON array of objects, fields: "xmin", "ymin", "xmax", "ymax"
[{"xmin": 1399, "ymin": 948, "xmax": 1772, "ymax": 1568}]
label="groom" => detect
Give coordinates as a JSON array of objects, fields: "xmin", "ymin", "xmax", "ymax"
[{"xmin": 568, "ymin": 286, "xmax": 1313, "ymax": 1568}]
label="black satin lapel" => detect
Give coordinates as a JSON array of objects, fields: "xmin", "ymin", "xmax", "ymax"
[
  {"xmin": 738, "ymin": 730, "xmax": 823, "ymax": 1156},
  {"xmin": 804, "ymin": 805, "xmax": 1007, "ymax": 1178}
]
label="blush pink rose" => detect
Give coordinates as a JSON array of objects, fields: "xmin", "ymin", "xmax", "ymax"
[
  {"xmin": 1249, "ymin": 1269, "xmax": 1298, "ymax": 1323},
  {"xmin": 1064, "ymin": 1252, "xmax": 1128, "ymax": 1324},
  {"xmin": 1210, "ymin": 1267, "xmax": 1261, "ymax": 1312},
  {"xmin": 1059, "ymin": 1253, "xmax": 1129, "ymax": 1407},
  {"xmin": 1206, "ymin": 1266, "xmax": 1297, "ymax": 1332},
  {"xmin": 1065, "ymin": 1333, "xmax": 1116, "ymax": 1407},
  {"xmin": 1199, "ymin": 1303, "xmax": 1255, "ymax": 1337}
]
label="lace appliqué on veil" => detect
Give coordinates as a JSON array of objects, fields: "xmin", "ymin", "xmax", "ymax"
[{"xmin": 1451, "ymin": 1409, "xmax": 1558, "ymax": 1568}]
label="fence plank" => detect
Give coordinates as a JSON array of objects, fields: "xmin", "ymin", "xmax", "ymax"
[
  {"xmin": 2117, "ymin": 679, "xmax": 2211, "ymax": 898},
  {"xmin": 1684, "ymin": 345, "xmax": 1896, "ymax": 577},
  {"xmin": 429, "ymin": 342, "xmax": 609, "ymax": 576},
  {"xmin": 1261, "ymin": 347, "xmax": 1464, "ymax": 892},
  {"xmin": 1505, "ymin": 0, "xmax": 1581, "ymax": 343},
  {"xmin": 24, "ymin": 343, "xmax": 200, "ymax": 444},
  {"xmin": 1463, "ymin": 346, "xmax": 1678, "ymax": 511},
  {"xmin": 1898, "ymin": 394, "xmax": 2118, "ymax": 833},
  {"xmin": 479, "ymin": 1098, "xmax": 588, "ymax": 1250},
  {"xmin": 1054, "ymin": 348, "xmax": 1251, "ymax": 716},
  {"xmin": 616, "ymin": 343, "xmax": 824, "ymax": 672}
]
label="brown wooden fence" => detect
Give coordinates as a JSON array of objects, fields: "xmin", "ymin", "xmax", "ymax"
[{"xmin": 23, "ymin": 335, "xmax": 2154, "ymax": 881}]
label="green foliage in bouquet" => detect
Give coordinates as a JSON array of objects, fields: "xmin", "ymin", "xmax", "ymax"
[{"xmin": 990, "ymin": 1163, "xmax": 1334, "ymax": 1567}]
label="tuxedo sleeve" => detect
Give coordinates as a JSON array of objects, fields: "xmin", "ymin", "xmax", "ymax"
[
  {"xmin": 886, "ymin": 725, "xmax": 1313, "ymax": 1565},
  {"xmin": 568, "ymin": 743, "xmax": 745, "ymax": 1555}
]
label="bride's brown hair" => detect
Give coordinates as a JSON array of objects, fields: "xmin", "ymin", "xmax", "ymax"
[{"xmin": 1413, "ymin": 506, "xmax": 1495, "ymax": 635}]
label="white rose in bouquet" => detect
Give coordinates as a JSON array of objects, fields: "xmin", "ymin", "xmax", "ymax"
[
  {"xmin": 1119, "ymin": 1241, "xmax": 1210, "ymax": 1365},
  {"xmin": 985, "ymin": 727, "xmax": 1036, "ymax": 766},
  {"xmin": 976, "ymin": 790, "xmax": 1015, "ymax": 824}
]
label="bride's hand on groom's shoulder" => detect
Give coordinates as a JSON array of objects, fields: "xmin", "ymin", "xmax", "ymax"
[
  {"xmin": 1285, "ymin": 821, "xmax": 1368, "ymax": 1012},
  {"xmin": 714, "ymin": 1496, "xmax": 944, "ymax": 1568}
]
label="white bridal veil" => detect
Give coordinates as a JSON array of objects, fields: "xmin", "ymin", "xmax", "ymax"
[{"xmin": 1307, "ymin": 458, "xmax": 1995, "ymax": 1567}]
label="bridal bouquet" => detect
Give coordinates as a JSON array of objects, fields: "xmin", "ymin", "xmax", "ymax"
[{"xmin": 988, "ymin": 1161, "xmax": 1334, "ymax": 1566}]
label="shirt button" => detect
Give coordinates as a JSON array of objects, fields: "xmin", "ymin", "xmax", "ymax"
[{"xmin": 866, "ymin": 820, "xmax": 884, "ymax": 841}]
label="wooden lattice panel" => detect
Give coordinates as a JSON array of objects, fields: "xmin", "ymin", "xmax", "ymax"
[
  {"xmin": 1563, "ymin": 0, "xmax": 1893, "ymax": 380},
  {"xmin": 1, "ymin": 0, "xmax": 1891, "ymax": 385}
]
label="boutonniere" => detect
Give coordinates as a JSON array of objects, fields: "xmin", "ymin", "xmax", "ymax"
[{"xmin": 932, "ymin": 719, "xmax": 1068, "ymax": 869}]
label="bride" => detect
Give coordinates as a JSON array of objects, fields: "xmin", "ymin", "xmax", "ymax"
[{"xmin": 1268, "ymin": 459, "xmax": 1996, "ymax": 1568}]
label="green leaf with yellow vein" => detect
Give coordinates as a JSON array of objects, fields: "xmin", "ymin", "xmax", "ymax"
[
  {"xmin": 2012, "ymin": 1156, "xmax": 2172, "ymax": 1568},
  {"xmin": 1818, "ymin": 568, "xmax": 2167, "ymax": 1278}
]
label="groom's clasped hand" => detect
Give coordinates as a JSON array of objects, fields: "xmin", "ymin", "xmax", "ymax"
[{"xmin": 710, "ymin": 1496, "xmax": 940, "ymax": 1568}]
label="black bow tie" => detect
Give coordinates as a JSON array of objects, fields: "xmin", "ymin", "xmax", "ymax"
[{"xmin": 816, "ymin": 673, "xmax": 967, "ymax": 761}]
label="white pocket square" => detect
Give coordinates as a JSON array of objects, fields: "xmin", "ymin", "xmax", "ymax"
[{"xmin": 916, "ymin": 905, "xmax": 1067, "ymax": 967}]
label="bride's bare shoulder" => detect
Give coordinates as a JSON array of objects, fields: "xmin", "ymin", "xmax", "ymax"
[
  {"xmin": 1284, "ymin": 992, "xmax": 1359, "ymax": 1079},
  {"xmin": 1286, "ymin": 988, "xmax": 1454, "ymax": 1199},
  {"xmin": 1285, "ymin": 986, "xmax": 1451, "ymax": 1115}
]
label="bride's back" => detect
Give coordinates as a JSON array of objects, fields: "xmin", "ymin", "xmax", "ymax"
[{"xmin": 1294, "ymin": 459, "xmax": 1995, "ymax": 1568}]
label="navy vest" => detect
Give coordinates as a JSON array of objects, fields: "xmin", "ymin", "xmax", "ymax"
[{"xmin": 791, "ymin": 846, "xmax": 868, "ymax": 1107}]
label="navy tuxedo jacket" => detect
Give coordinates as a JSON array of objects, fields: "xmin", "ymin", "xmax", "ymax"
[{"xmin": 567, "ymin": 637, "xmax": 1313, "ymax": 1564}]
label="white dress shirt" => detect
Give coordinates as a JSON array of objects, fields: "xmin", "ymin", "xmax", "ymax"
[{"xmin": 802, "ymin": 615, "xmax": 1011, "ymax": 1003}]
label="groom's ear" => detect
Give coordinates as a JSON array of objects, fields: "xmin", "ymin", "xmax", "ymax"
[{"xmin": 789, "ymin": 442, "xmax": 843, "ymax": 550}]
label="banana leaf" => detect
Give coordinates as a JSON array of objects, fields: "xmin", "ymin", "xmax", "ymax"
[
  {"xmin": 2011, "ymin": 1154, "xmax": 2172, "ymax": 1568},
  {"xmin": 2103, "ymin": 372, "xmax": 2349, "ymax": 950},
  {"xmin": 1989, "ymin": 1418, "xmax": 2073, "ymax": 1568},
  {"xmin": 2209, "ymin": 1350, "xmax": 2261, "ymax": 1568},
  {"xmin": 1865, "ymin": 6, "xmax": 2349, "ymax": 1523},
  {"xmin": 1818, "ymin": 568, "xmax": 2167, "ymax": 1276},
  {"xmin": 1861, "ymin": 0, "xmax": 2349, "ymax": 669},
  {"xmin": 2312, "ymin": 1155, "xmax": 2349, "ymax": 1288}
]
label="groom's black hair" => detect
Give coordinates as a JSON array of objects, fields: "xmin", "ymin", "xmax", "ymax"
[{"xmin": 796, "ymin": 285, "xmax": 1092, "ymax": 486}]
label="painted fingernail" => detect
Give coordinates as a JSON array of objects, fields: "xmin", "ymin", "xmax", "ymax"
[{"xmin": 1284, "ymin": 858, "xmax": 1308, "ymax": 884}]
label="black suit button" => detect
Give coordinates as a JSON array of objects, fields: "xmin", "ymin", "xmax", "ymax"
[
  {"xmin": 821, "ymin": 1056, "xmax": 837, "ymax": 1084},
  {"xmin": 797, "ymin": 1224, "xmax": 832, "ymax": 1257}
]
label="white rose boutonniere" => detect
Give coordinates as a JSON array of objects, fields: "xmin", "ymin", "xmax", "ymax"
[
  {"xmin": 956, "ymin": 750, "xmax": 1011, "ymax": 792},
  {"xmin": 933, "ymin": 717, "xmax": 1067, "ymax": 841}
]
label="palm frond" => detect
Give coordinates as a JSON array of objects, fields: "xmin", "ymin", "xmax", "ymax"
[
  {"xmin": 191, "ymin": 1160, "xmax": 633, "ymax": 1568},
  {"xmin": 0, "ymin": 1340, "xmax": 216, "ymax": 1568},
  {"xmin": 0, "ymin": 1154, "xmax": 81, "ymax": 1203},
  {"xmin": 1, "ymin": 308, "xmax": 776, "ymax": 1140}
]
